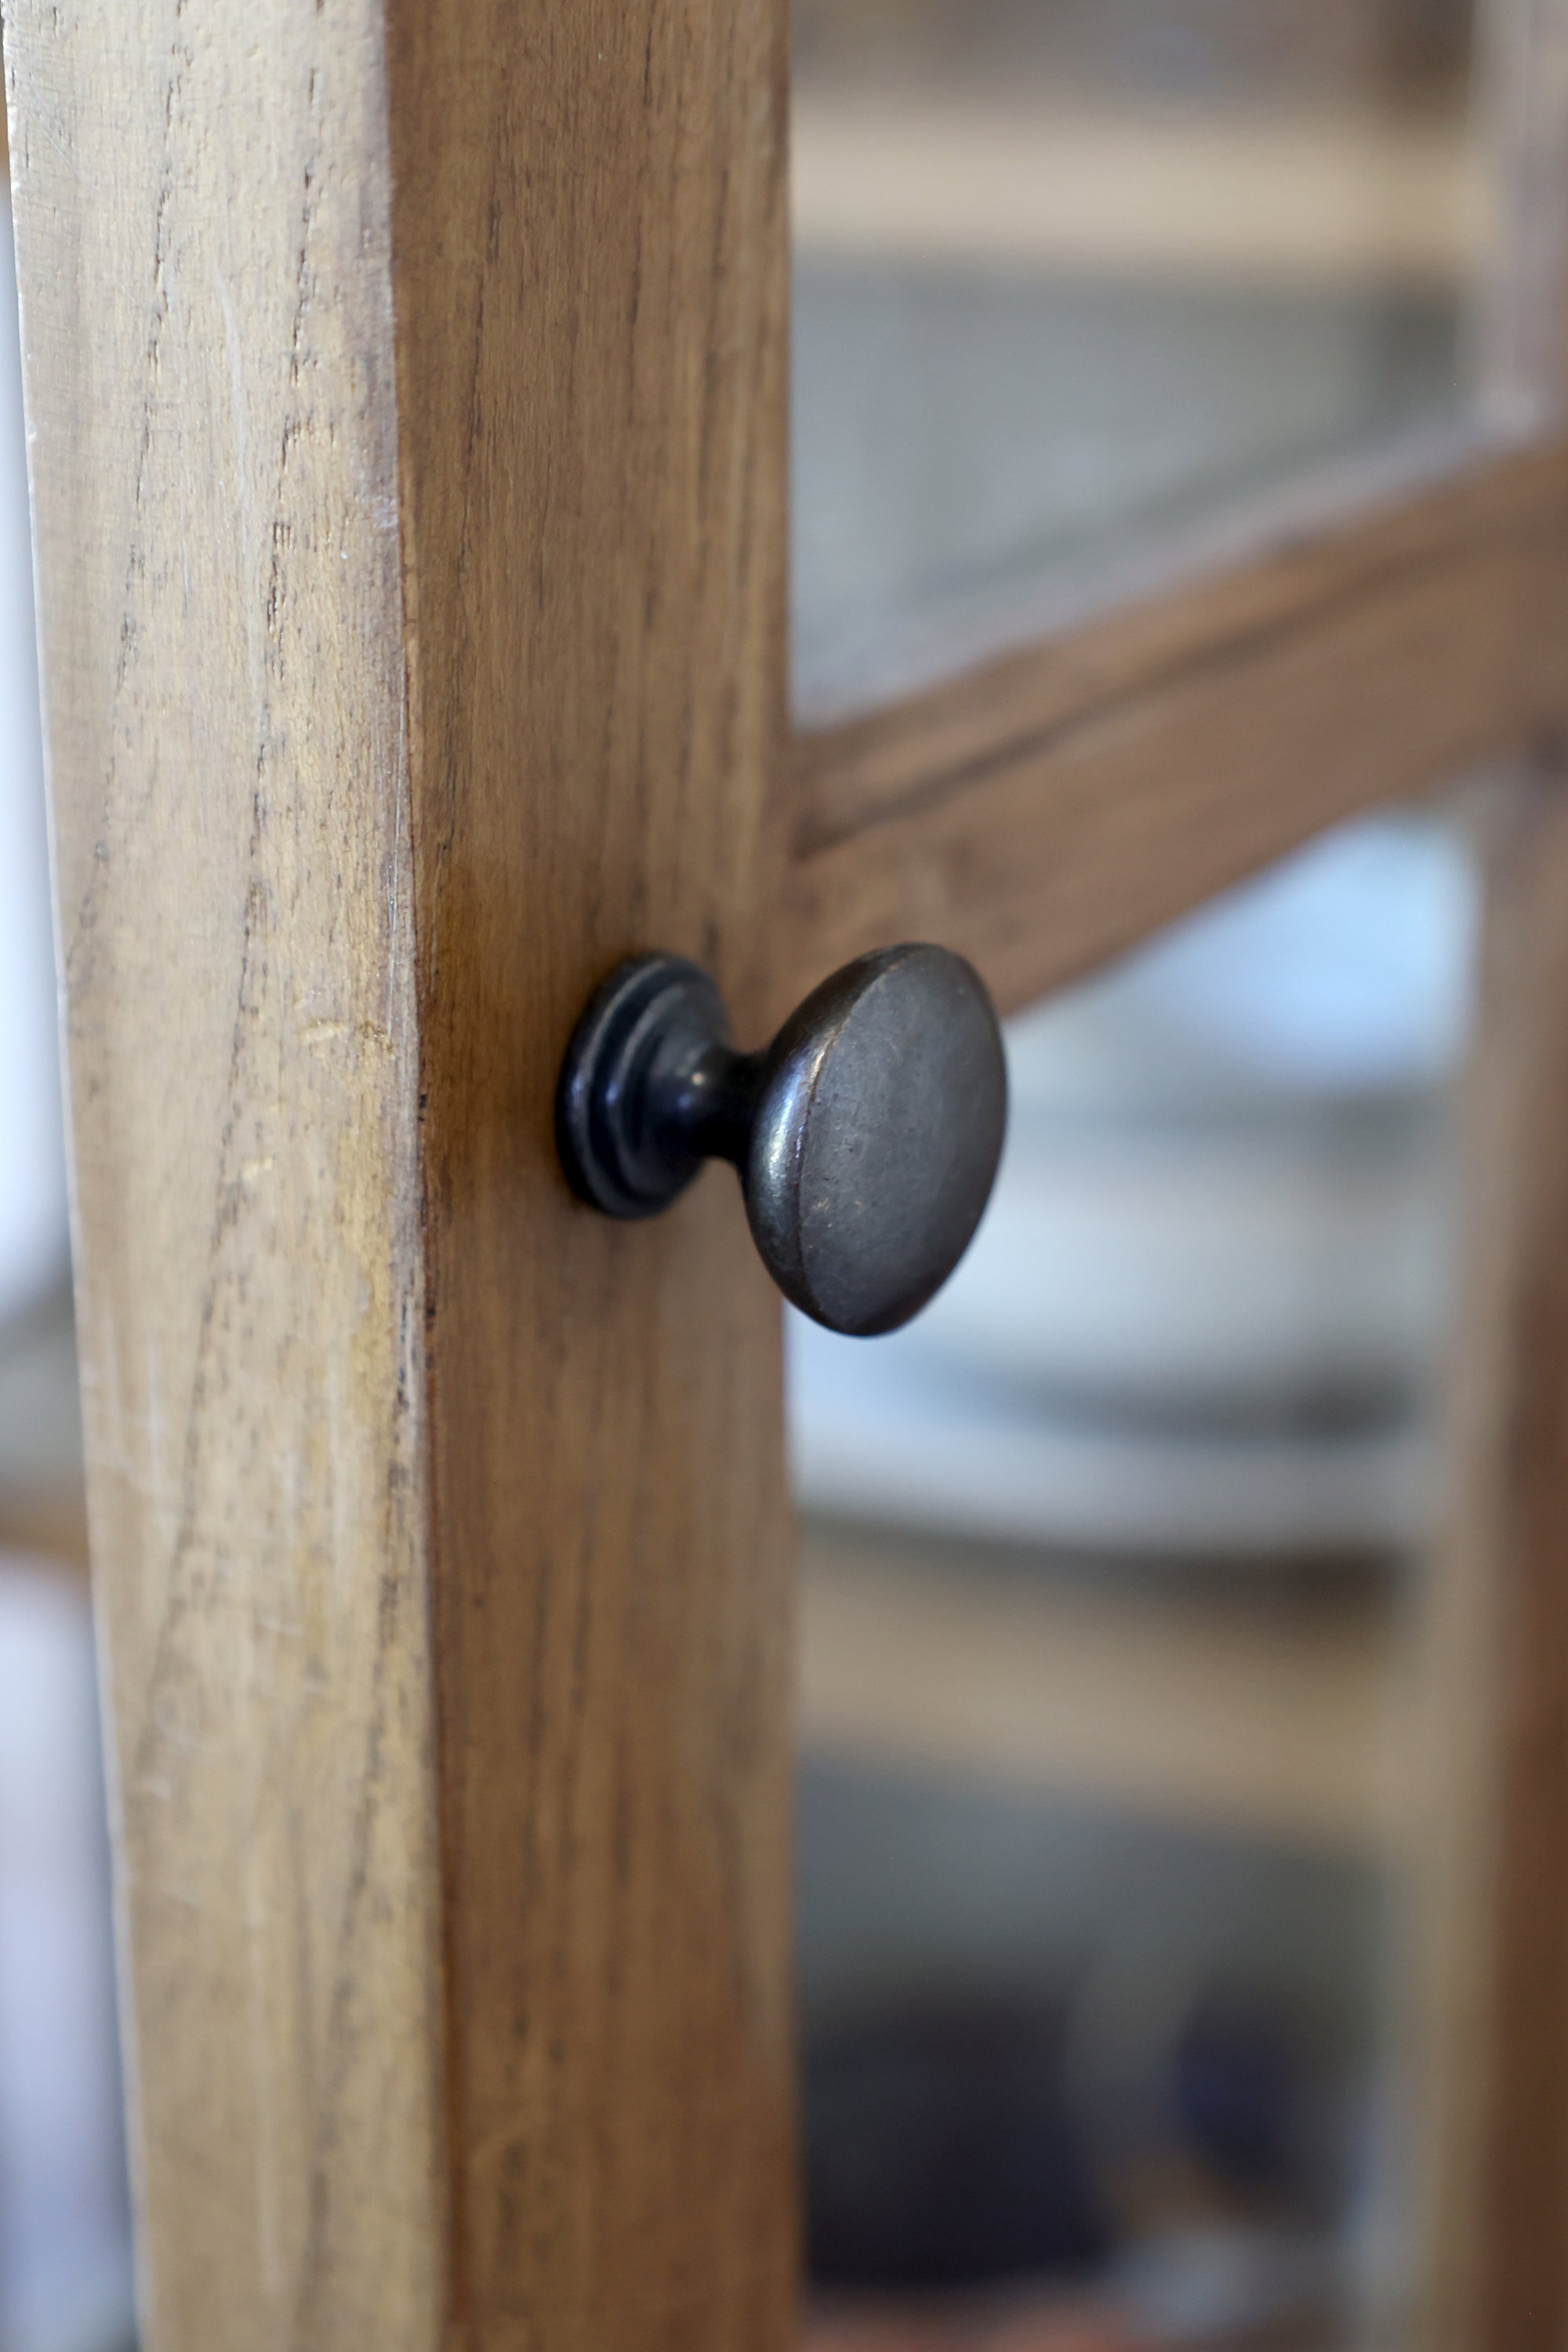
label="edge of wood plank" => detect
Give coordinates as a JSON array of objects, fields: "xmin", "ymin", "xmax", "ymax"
[{"xmin": 784, "ymin": 430, "xmax": 1568, "ymax": 1015}]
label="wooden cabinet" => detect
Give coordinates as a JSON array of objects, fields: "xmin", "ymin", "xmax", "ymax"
[{"xmin": 5, "ymin": 1, "xmax": 1568, "ymax": 2344}]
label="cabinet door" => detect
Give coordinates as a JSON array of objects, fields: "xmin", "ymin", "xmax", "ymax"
[{"xmin": 5, "ymin": 2, "xmax": 1568, "ymax": 2349}]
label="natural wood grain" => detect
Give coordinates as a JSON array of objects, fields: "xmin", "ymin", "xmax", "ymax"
[
  {"xmin": 9, "ymin": 0, "xmax": 1568, "ymax": 2339},
  {"xmin": 1410, "ymin": 771, "xmax": 1568, "ymax": 2352},
  {"xmin": 5, "ymin": 8, "xmax": 447, "ymax": 2345},
  {"xmin": 6, "ymin": 4, "xmax": 794, "ymax": 2350},
  {"xmin": 786, "ymin": 435, "xmax": 1568, "ymax": 1015},
  {"xmin": 384, "ymin": 4, "xmax": 797, "ymax": 2347}
]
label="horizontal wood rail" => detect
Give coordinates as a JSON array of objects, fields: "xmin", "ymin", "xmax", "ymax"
[{"xmin": 785, "ymin": 434, "xmax": 1568, "ymax": 1015}]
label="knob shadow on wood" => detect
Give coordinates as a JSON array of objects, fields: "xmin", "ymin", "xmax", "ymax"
[{"xmin": 557, "ymin": 945, "xmax": 1008, "ymax": 1337}]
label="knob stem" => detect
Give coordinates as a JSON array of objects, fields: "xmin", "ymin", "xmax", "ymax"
[{"xmin": 652, "ymin": 1040, "xmax": 765, "ymax": 1172}]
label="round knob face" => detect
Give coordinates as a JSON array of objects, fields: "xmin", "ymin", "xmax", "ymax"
[{"xmin": 745, "ymin": 946, "xmax": 1007, "ymax": 1338}]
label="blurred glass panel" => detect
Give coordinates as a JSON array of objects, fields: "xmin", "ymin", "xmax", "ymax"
[
  {"xmin": 789, "ymin": 811, "xmax": 1478, "ymax": 2350},
  {"xmin": 793, "ymin": 0, "xmax": 1487, "ymax": 714}
]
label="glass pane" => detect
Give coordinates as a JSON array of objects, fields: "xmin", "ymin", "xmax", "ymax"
[
  {"xmin": 790, "ymin": 810, "xmax": 1479, "ymax": 2348},
  {"xmin": 793, "ymin": 0, "xmax": 1487, "ymax": 715}
]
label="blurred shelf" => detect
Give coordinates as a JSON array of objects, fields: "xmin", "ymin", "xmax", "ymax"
[
  {"xmin": 798, "ymin": 1524, "xmax": 1408, "ymax": 1855},
  {"xmin": 793, "ymin": 98, "xmax": 1481, "ymax": 286},
  {"xmin": 804, "ymin": 2269, "xmax": 1336, "ymax": 2350},
  {"xmin": 0, "ymin": 1284, "xmax": 88, "ymax": 1570},
  {"xmin": 0, "ymin": 1483, "xmax": 89, "ymax": 1570}
]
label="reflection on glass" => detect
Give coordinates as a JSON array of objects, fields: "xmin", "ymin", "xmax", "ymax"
[
  {"xmin": 789, "ymin": 812, "xmax": 1477, "ymax": 2350},
  {"xmin": 793, "ymin": 0, "xmax": 1486, "ymax": 714}
]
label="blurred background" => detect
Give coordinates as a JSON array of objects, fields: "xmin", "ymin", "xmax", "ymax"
[
  {"xmin": 788, "ymin": 0, "xmax": 1489, "ymax": 2347},
  {"xmin": 789, "ymin": 811, "xmax": 1474, "ymax": 2352},
  {"xmin": 0, "ymin": 0, "xmax": 1494, "ymax": 2347},
  {"xmin": 0, "ymin": 92, "xmax": 137, "ymax": 2352},
  {"xmin": 793, "ymin": 0, "xmax": 1486, "ymax": 715}
]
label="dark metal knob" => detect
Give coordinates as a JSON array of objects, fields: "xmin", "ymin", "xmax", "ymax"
[{"xmin": 556, "ymin": 944, "xmax": 1007, "ymax": 1337}]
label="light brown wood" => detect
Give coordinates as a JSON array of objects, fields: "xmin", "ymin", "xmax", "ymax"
[
  {"xmin": 9, "ymin": 0, "xmax": 1568, "ymax": 2339},
  {"xmin": 1409, "ymin": 770, "xmax": 1568, "ymax": 2352},
  {"xmin": 6, "ymin": 8, "xmax": 448, "ymax": 2343},
  {"xmin": 384, "ymin": 5, "xmax": 797, "ymax": 2345},
  {"xmin": 800, "ymin": 1527, "xmax": 1403, "ymax": 1854},
  {"xmin": 786, "ymin": 0, "xmax": 1568, "ymax": 1016},
  {"xmin": 786, "ymin": 434, "xmax": 1568, "ymax": 1017},
  {"xmin": 5, "ymin": 5, "xmax": 793, "ymax": 2351}
]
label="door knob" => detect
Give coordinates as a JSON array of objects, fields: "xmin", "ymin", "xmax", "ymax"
[{"xmin": 557, "ymin": 944, "xmax": 1007, "ymax": 1336}]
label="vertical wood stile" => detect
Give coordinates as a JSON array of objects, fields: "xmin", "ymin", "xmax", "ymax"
[
  {"xmin": 1415, "ymin": 771, "xmax": 1568, "ymax": 2352},
  {"xmin": 384, "ymin": 3, "xmax": 797, "ymax": 2345},
  {"xmin": 1476, "ymin": 0, "xmax": 1568, "ymax": 419},
  {"xmin": 1419, "ymin": 2, "xmax": 1568, "ymax": 2341},
  {"xmin": 3, "ymin": 2, "xmax": 797, "ymax": 2347}
]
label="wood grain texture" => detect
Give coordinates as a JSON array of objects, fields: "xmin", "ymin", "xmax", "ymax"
[
  {"xmin": 5, "ymin": 5, "xmax": 447, "ymax": 2345},
  {"xmin": 384, "ymin": 2, "xmax": 797, "ymax": 2346},
  {"xmin": 7, "ymin": 2, "xmax": 794, "ymax": 2347},
  {"xmin": 786, "ymin": 435, "xmax": 1568, "ymax": 1016},
  {"xmin": 11, "ymin": 0, "xmax": 1568, "ymax": 2342},
  {"xmin": 1412, "ymin": 771, "xmax": 1568, "ymax": 2352}
]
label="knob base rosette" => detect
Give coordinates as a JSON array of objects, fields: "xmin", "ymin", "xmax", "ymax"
[{"xmin": 557, "ymin": 946, "xmax": 1007, "ymax": 1338}]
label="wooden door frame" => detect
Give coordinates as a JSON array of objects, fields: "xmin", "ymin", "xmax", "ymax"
[
  {"xmin": 5, "ymin": 4, "xmax": 794, "ymax": 2346},
  {"xmin": 6, "ymin": 1, "xmax": 1568, "ymax": 2347},
  {"xmin": 1414, "ymin": 765, "xmax": 1568, "ymax": 2350}
]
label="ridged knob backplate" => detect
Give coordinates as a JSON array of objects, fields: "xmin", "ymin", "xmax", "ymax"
[{"xmin": 557, "ymin": 944, "xmax": 1007, "ymax": 1337}]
